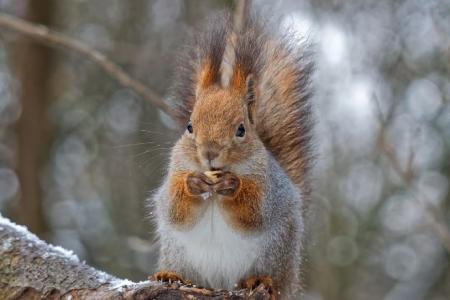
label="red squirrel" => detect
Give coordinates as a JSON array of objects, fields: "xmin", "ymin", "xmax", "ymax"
[{"xmin": 150, "ymin": 14, "xmax": 313, "ymax": 299}]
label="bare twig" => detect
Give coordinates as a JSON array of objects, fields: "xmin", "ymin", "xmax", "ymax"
[
  {"xmin": 0, "ymin": 12, "xmax": 175, "ymax": 118},
  {"xmin": 233, "ymin": 0, "xmax": 248, "ymax": 31},
  {"xmin": 221, "ymin": 0, "xmax": 249, "ymax": 86},
  {"xmin": 373, "ymin": 96, "xmax": 450, "ymax": 252}
]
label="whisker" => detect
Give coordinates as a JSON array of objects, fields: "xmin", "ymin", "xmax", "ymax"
[
  {"xmin": 113, "ymin": 142, "xmax": 162, "ymax": 148},
  {"xmin": 139, "ymin": 129, "xmax": 169, "ymax": 135},
  {"xmin": 133, "ymin": 147, "xmax": 169, "ymax": 159},
  {"xmin": 138, "ymin": 155, "xmax": 168, "ymax": 171}
]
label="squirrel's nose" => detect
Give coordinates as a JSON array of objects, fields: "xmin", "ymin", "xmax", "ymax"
[{"xmin": 203, "ymin": 150, "xmax": 219, "ymax": 161}]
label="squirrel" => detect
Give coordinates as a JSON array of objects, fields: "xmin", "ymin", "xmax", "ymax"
[{"xmin": 150, "ymin": 13, "xmax": 314, "ymax": 300}]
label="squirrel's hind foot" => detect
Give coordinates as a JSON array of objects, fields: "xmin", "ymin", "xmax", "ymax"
[
  {"xmin": 149, "ymin": 271, "xmax": 192, "ymax": 285},
  {"xmin": 239, "ymin": 275, "xmax": 277, "ymax": 299}
]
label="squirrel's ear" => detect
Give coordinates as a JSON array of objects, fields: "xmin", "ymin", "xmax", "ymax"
[{"xmin": 245, "ymin": 75, "xmax": 256, "ymax": 124}]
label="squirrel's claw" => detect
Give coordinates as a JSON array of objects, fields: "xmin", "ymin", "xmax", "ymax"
[
  {"xmin": 212, "ymin": 172, "xmax": 241, "ymax": 197},
  {"xmin": 239, "ymin": 275, "xmax": 277, "ymax": 299},
  {"xmin": 149, "ymin": 270, "xmax": 192, "ymax": 285},
  {"xmin": 186, "ymin": 172, "xmax": 212, "ymax": 195}
]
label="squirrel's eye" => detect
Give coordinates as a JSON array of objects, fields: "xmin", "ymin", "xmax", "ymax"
[
  {"xmin": 236, "ymin": 123, "xmax": 245, "ymax": 138},
  {"xmin": 187, "ymin": 121, "xmax": 193, "ymax": 134}
]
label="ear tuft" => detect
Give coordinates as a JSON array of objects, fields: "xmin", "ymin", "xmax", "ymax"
[
  {"xmin": 246, "ymin": 75, "xmax": 256, "ymax": 124},
  {"xmin": 197, "ymin": 60, "xmax": 220, "ymax": 92},
  {"xmin": 195, "ymin": 16, "xmax": 230, "ymax": 95}
]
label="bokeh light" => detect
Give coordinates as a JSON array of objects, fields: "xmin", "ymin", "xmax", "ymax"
[{"xmin": 0, "ymin": 0, "xmax": 449, "ymax": 299}]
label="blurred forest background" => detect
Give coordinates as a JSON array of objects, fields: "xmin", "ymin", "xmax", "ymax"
[{"xmin": 0, "ymin": 0, "xmax": 449, "ymax": 299}]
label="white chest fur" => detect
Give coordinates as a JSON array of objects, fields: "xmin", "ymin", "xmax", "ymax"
[{"xmin": 171, "ymin": 198, "xmax": 261, "ymax": 289}]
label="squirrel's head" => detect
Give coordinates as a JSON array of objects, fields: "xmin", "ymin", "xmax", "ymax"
[{"xmin": 183, "ymin": 75, "xmax": 259, "ymax": 171}]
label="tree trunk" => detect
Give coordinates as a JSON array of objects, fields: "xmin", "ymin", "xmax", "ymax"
[
  {"xmin": 0, "ymin": 215, "xmax": 270, "ymax": 300},
  {"xmin": 16, "ymin": 0, "xmax": 56, "ymax": 236}
]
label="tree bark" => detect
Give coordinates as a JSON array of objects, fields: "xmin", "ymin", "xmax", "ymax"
[{"xmin": 0, "ymin": 216, "xmax": 271, "ymax": 300}]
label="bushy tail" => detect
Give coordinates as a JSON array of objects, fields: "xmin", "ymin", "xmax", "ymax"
[
  {"xmin": 256, "ymin": 24, "xmax": 315, "ymax": 201},
  {"xmin": 168, "ymin": 14, "xmax": 314, "ymax": 201}
]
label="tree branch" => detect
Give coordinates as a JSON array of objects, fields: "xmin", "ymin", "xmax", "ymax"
[
  {"xmin": 233, "ymin": 0, "xmax": 248, "ymax": 31},
  {"xmin": 0, "ymin": 215, "xmax": 270, "ymax": 300},
  {"xmin": 0, "ymin": 12, "xmax": 175, "ymax": 118}
]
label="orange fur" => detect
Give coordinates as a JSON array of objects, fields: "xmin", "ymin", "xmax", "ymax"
[
  {"xmin": 167, "ymin": 168, "xmax": 264, "ymax": 233},
  {"xmin": 150, "ymin": 271, "xmax": 190, "ymax": 284},
  {"xmin": 240, "ymin": 275, "xmax": 276, "ymax": 299},
  {"xmin": 168, "ymin": 172, "xmax": 206, "ymax": 228},
  {"xmin": 230, "ymin": 67, "xmax": 247, "ymax": 91},
  {"xmin": 189, "ymin": 86, "xmax": 260, "ymax": 171},
  {"xmin": 219, "ymin": 177, "xmax": 264, "ymax": 232},
  {"xmin": 198, "ymin": 60, "xmax": 219, "ymax": 90}
]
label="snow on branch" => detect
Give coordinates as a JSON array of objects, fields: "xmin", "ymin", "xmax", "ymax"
[{"xmin": 0, "ymin": 215, "xmax": 270, "ymax": 299}]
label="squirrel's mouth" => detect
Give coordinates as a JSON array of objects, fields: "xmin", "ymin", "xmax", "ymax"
[{"xmin": 207, "ymin": 160, "xmax": 223, "ymax": 172}]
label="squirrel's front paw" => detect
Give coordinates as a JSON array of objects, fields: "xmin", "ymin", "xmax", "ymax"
[
  {"xmin": 186, "ymin": 172, "xmax": 212, "ymax": 195},
  {"xmin": 149, "ymin": 271, "xmax": 191, "ymax": 284},
  {"xmin": 239, "ymin": 275, "xmax": 276, "ymax": 299},
  {"xmin": 212, "ymin": 172, "xmax": 241, "ymax": 197}
]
